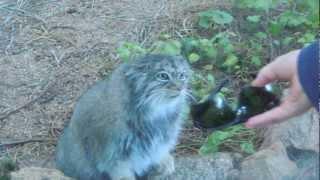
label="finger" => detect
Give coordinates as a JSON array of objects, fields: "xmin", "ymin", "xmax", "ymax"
[
  {"xmin": 251, "ymin": 65, "xmax": 277, "ymax": 87},
  {"xmin": 245, "ymin": 103, "xmax": 295, "ymax": 128},
  {"xmin": 252, "ymin": 50, "xmax": 299, "ymax": 87}
]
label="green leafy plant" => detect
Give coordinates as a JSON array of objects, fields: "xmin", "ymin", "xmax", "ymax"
[
  {"xmin": 297, "ymin": 32, "xmax": 316, "ymax": 46},
  {"xmin": 117, "ymin": 42, "xmax": 146, "ymax": 62},
  {"xmin": 235, "ymin": 0, "xmax": 278, "ymax": 11},
  {"xmin": 240, "ymin": 142, "xmax": 256, "ymax": 154},
  {"xmin": 188, "ymin": 53, "xmax": 201, "ymax": 63},
  {"xmin": 199, "ymin": 125, "xmax": 256, "ymax": 155},
  {"xmin": 199, "ymin": 10, "xmax": 233, "ymax": 29},
  {"xmin": 151, "ymin": 39, "xmax": 182, "ymax": 55},
  {"xmin": 246, "ymin": 15, "xmax": 261, "ymax": 23},
  {"xmin": 181, "ymin": 37, "xmax": 218, "ymax": 63},
  {"xmin": 278, "ymin": 11, "xmax": 308, "ymax": 27}
]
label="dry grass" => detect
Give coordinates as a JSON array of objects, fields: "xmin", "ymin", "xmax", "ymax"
[{"xmin": 0, "ymin": 0, "xmax": 239, "ymax": 169}]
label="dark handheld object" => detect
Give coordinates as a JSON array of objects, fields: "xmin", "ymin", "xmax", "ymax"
[{"xmin": 191, "ymin": 80, "xmax": 280, "ymax": 131}]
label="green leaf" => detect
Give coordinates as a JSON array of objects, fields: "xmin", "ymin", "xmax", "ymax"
[
  {"xmin": 211, "ymin": 32, "xmax": 228, "ymax": 42},
  {"xmin": 199, "ymin": 39, "xmax": 217, "ymax": 58},
  {"xmin": 217, "ymin": 36, "xmax": 231, "ymax": 47},
  {"xmin": 297, "ymin": 33, "xmax": 316, "ymax": 45},
  {"xmin": 237, "ymin": 0, "xmax": 276, "ymax": 11},
  {"xmin": 240, "ymin": 142, "xmax": 256, "ymax": 154},
  {"xmin": 199, "ymin": 39, "xmax": 211, "ymax": 47},
  {"xmin": 152, "ymin": 40, "xmax": 182, "ymax": 55},
  {"xmin": 117, "ymin": 47, "xmax": 131, "ymax": 62},
  {"xmin": 199, "ymin": 125, "xmax": 248, "ymax": 155},
  {"xmin": 254, "ymin": 32, "xmax": 268, "ymax": 39},
  {"xmin": 306, "ymin": 0, "xmax": 319, "ymax": 28},
  {"xmin": 247, "ymin": 15, "xmax": 261, "ymax": 23},
  {"xmin": 213, "ymin": 35, "xmax": 234, "ymax": 55},
  {"xmin": 199, "ymin": 10, "xmax": 233, "ymax": 28},
  {"xmin": 182, "ymin": 38, "xmax": 199, "ymax": 51},
  {"xmin": 282, "ymin": 37, "xmax": 294, "ymax": 46},
  {"xmin": 223, "ymin": 54, "xmax": 238, "ymax": 67},
  {"xmin": 209, "ymin": 10, "xmax": 233, "ymax": 25},
  {"xmin": 205, "ymin": 48, "xmax": 217, "ymax": 58},
  {"xmin": 253, "ymin": 0, "xmax": 273, "ymax": 11},
  {"xmin": 223, "ymin": 43, "xmax": 234, "ymax": 54},
  {"xmin": 199, "ymin": 131, "xmax": 232, "ymax": 155},
  {"xmin": 203, "ymin": 64, "xmax": 213, "ymax": 71},
  {"xmin": 279, "ymin": 11, "xmax": 307, "ymax": 27},
  {"xmin": 188, "ymin": 53, "xmax": 200, "ymax": 63},
  {"xmin": 268, "ymin": 21, "xmax": 283, "ymax": 36},
  {"xmin": 207, "ymin": 74, "xmax": 215, "ymax": 86},
  {"xmin": 117, "ymin": 42, "xmax": 146, "ymax": 62},
  {"xmin": 251, "ymin": 56, "xmax": 262, "ymax": 67},
  {"xmin": 199, "ymin": 16, "xmax": 211, "ymax": 28}
]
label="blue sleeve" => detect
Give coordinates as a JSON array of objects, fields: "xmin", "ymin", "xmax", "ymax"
[{"xmin": 297, "ymin": 40, "xmax": 319, "ymax": 111}]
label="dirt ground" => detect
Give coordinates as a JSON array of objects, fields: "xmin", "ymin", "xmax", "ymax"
[{"xmin": 0, "ymin": 0, "xmax": 229, "ymax": 168}]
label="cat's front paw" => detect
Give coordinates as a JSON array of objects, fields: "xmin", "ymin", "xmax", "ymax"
[
  {"xmin": 150, "ymin": 154, "xmax": 175, "ymax": 177},
  {"xmin": 161, "ymin": 155, "xmax": 175, "ymax": 176}
]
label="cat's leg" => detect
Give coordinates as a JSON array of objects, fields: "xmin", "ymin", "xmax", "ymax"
[
  {"xmin": 108, "ymin": 161, "xmax": 136, "ymax": 180},
  {"xmin": 148, "ymin": 154, "xmax": 175, "ymax": 177}
]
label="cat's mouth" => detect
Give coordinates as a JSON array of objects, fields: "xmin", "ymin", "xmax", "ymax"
[{"xmin": 164, "ymin": 89, "xmax": 185, "ymax": 99}]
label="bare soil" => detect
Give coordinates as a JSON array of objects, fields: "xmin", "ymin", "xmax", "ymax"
[{"xmin": 0, "ymin": 0, "xmax": 228, "ymax": 168}]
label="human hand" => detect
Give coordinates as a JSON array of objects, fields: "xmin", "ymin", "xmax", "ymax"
[{"xmin": 245, "ymin": 50, "xmax": 312, "ymax": 128}]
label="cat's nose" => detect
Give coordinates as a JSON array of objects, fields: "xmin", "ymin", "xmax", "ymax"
[{"xmin": 169, "ymin": 81, "xmax": 183, "ymax": 91}]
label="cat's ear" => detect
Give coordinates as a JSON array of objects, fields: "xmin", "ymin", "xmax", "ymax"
[
  {"xmin": 131, "ymin": 63, "xmax": 151, "ymax": 74},
  {"xmin": 124, "ymin": 63, "xmax": 149, "ymax": 78},
  {"xmin": 174, "ymin": 55, "xmax": 193, "ymax": 75}
]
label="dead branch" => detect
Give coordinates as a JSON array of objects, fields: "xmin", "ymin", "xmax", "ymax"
[
  {"xmin": 0, "ymin": 81, "xmax": 55, "ymax": 122},
  {"xmin": 0, "ymin": 138, "xmax": 56, "ymax": 148}
]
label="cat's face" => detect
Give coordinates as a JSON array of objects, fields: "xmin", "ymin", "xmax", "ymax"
[{"xmin": 126, "ymin": 55, "xmax": 192, "ymax": 105}]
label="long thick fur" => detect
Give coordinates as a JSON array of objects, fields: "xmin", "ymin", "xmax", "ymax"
[{"xmin": 56, "ymin": 55, "xmax": 191, "ymax": 179}]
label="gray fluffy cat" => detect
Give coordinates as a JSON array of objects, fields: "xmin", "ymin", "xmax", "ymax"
[{"xmin": 56, "ymin": 54, "xmax": 192, "ymax": 180}]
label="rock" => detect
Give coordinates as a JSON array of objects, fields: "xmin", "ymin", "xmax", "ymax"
[
  {"xmin": 240, "ymin": 141, "xmax": 298, "ymax": 180},
  {"xmin": 10, "ymin": 167, "xmax": 72, "ymax": 180},
  {"xmin": 9, "ymin": 153, "xmax": 240, "ymax": 180},
  {"xmin": 159, "ymin": 152, "xmax": 240, "ymax": 180},
  {"xmin": 261, "ymin": 109, "xmax": 319, "ymax": 152},
  {"xmin": 240, "ymin": 109, "xmax": 319, "ymax": 180},
  {"xmin": 286, "ymin": 146, "xmax": 319, "ymax": 180},
  {"xmin": 286, "ymin": 145, "xmax": 319, "ymax": 169}
]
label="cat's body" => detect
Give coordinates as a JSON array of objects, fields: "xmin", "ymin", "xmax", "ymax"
[{"xmin": 56, "ymin": 55, "xmax": 192, "ymax": 180}]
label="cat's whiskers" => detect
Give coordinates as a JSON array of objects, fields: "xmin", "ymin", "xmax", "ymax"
[{"xmin": 183, "ymin": 89, "xmax": 196, "ymax": 103}]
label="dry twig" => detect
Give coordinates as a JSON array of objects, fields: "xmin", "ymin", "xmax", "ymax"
[
  {"xmin": 0, "ymin": 81, "xmax": 55, "ymax": 122},
  {"xmin": 0, "ymin": 138, "xmax": 56, "ymax": 148}
]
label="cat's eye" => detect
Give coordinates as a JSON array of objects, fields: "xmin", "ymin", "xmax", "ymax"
[{"xmin": 156, "ymin": 72, "xmax": 170, "ymax": 81}]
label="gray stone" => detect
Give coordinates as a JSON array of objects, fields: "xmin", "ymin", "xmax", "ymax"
[
  {"xmin": 10, "ymin": 167, "xmax": 72, "ymax": 180},
  {"xmin": 240, "ymin": 109, "xmax": 320, "ymax": 180},
  {"xmin": 240, "ymin": 141, "xmax": 298, "ymax": 180},
  {"xmin": 162, "ymin": 152, "xmax": 240, "ymax": 180},
  {"xmin": 10, "ymin": 153, "xmax": 240, "ymax": 180},
  {"xmin": 261, "ymin": 109, "xmax": 319, "ymax": 152},
  {"xmin": 286, "ymin": 146, "xmax": 319, "ymax": 180}
]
